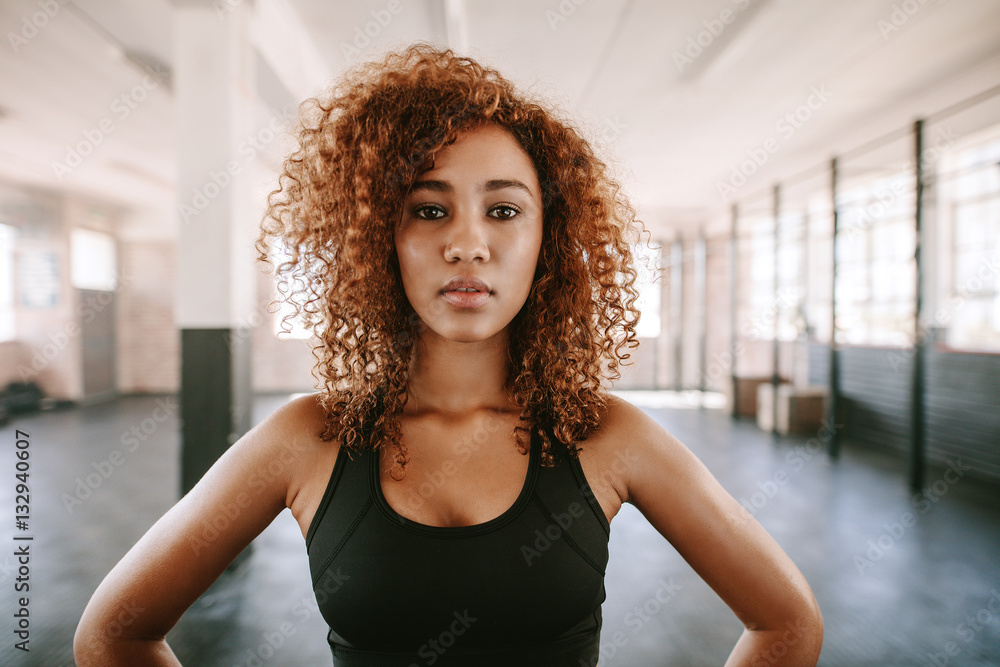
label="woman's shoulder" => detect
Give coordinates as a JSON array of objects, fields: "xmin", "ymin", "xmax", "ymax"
[
  {"xmin": 245, "ymin": 393, "xmax": 340, "ymax": 482},
  {"xmin": 555, "ymin": 392, "xmax": 663, "ymax": 523},
  {"xmin": 270, "ymin": 391, "xmax": 331, "ymax": 428},
  {"xmin": 247, "ymin": 393, "xmax": 346, "ymax": 524},
  {"xmin": 589, "ymin": 391, "xmax": 668, "ymax": 445},
  {"xmin": 253, "ymin": 392, "xmax": 332, "ymax": 442},
  {"xmin": 579, "ymin": 392, "xmax": 684, "ymax": 504}
]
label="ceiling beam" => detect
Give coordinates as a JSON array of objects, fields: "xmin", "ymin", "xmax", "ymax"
[
  {"xmin": 249, "ymin": 0, "xmax": 328, "ymax": 101},
  {"xmin": 444, "ymin": 0, "xmax": 469, "ymax": 53}
]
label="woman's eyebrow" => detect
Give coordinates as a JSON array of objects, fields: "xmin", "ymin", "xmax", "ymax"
[
  {"xmin": 482, "ymin": 179, "xmax": 534, "ymax": 195},
  {"xmin": 408, "ymin": 179, "xmax": 535, "ymax": 196},
  {"xmin": 409, "ymin": 179, "xmax": 451, "ymax": 193}
]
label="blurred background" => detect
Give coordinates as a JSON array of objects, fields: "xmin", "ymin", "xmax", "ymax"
[{"xmin": 1, "ymin": 0, "xmax": 999, "ymax": 665}]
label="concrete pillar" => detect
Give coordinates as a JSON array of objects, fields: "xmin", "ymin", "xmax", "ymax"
[
  {"xmin": 828, "ymin": 158, "xmax": 842, "ymax": 458},
  {"xmin": 729, "ymin": 204, "xmax": 739, "ymax": 417},
  {"xmin": 174, "ymin": 2, "xmax": 257, "ymax": 495},
  {"xmin": 670, "ymin": 236, "xmax": 684, "ymax": 390},
  {"xmin": 909, "ymin": 119, "xmax": 928, "ymax": 492},
  {"xmin": 771, "ymin": 184, "xmax": 780, "ymax": 435},
  {"xmin": 695, "ymin": 228, "xmax": 706, "ymax": 396}
]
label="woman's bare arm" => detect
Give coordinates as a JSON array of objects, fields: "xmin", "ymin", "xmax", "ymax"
[
  {"xmin": 609, "ymin": 397, "xmax": 824, "ymax": 665},
  {"xmin": 73, "ymin": 394, "xmax": 323, "ymax": 665}
]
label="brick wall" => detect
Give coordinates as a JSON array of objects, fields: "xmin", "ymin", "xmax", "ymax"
[{"xmin": 116, "ymin": 240, "xmax": 179, "ymax": 393}]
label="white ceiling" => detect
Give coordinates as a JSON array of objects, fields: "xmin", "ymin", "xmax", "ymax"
[{"xmin": 1, "ymin": 0, "xmax": 999, "ymax": 238}]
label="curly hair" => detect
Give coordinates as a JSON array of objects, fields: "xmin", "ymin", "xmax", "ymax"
[{"xmin": 256, "ymin": 43, "xmax": 647, "ymax": 479}]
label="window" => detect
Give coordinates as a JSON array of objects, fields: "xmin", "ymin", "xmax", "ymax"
[
  {"xmin": 805, "ymin": 192, "xmax": 833, "ymax": 343},
  {"xmin": 748, "ymin": 216, "xmax": 775, "ymax": 340},
  {"xmin": 775, "ymin": 211, "xmax": 807, "ymax": 341},
  {"xmin": 71, "ymin": 228, "xmax": 118, "ymax": 291},
  {"xmin": 633, "ymin": 240, "xmax": 663, "ymax": 338},
  {"xmin": 834, "ymin": 170, "xmax": 916, "ymax": 346},
  {"xmin": 270, "ymin": 240, "xmax": 316, "ymax": 340},
  {"xmin": 939, "ymin": 129, "xmax": 1000, "ymax": 351},
  {"xmin": 0, "ymin": 224, "xmax": 15, "ymax": 342}
]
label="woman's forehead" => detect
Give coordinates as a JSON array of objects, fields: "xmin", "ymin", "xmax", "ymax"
[{"xmin": 415, "ymin": 124, "xmax": 539, "ymax": 188}]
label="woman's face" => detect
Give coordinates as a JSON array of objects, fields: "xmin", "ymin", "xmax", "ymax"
[{"xmin": 395, "ymin": 123, "xmax": 544, "ymax": 345}]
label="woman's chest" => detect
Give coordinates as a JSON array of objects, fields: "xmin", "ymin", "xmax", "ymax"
[
  {"xmin": 375, "ymin": 416, "xmax": 625, "ymax": 529},
  {"xmin": 291, "ymin": 413, "xmax": 627, "ymax": 539}
]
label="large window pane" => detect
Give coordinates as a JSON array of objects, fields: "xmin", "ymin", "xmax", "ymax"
[
  {"xmin": 0, "ymin": 224, "xmax": 15, "ymax": 342},
  {"xmin": 71, "ymin": 228, "xmax": 117, "ymax": 291}
]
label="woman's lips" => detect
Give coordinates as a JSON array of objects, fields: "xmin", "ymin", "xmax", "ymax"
[
  {"xmin": 441, "ymin": 275, "xmax": 491, "ymax": 293},
  {"xmin": 441, "ymin": 290, "xmax": 491, "ymax": 308}
]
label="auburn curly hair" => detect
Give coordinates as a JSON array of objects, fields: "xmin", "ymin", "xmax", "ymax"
[{"xmin": 256, "ymin": 43, "xmax": 647, "ymax": 478}]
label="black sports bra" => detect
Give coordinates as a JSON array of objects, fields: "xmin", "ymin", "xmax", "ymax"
[{"xmin": 305, "ymin": 421, "xmax": 612, "ymax": 666}]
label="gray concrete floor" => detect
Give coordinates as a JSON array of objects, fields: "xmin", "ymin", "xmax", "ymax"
[{"xmin": 2, "ymin": 393, "xmax": 999, "ymax": 666}]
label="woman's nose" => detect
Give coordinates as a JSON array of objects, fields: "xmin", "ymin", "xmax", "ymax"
[{"xmin": 444, "ymin": 209, "xmax": 490, "ymax": 262}]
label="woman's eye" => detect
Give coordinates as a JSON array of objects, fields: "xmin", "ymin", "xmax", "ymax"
[
  {"xmin": 489, "ymin": 204, "xmax": 521, "ymax": 220},
  {"xmin": 413, "ymin": 204, "xmax": 447, "ymax": 220}
]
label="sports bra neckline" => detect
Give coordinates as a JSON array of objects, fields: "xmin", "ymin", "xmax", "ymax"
[{"xmin": 369, "ymin": 425, "xmax": 541, "ymax": 537}]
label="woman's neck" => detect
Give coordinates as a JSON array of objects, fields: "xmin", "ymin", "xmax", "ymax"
[{"xmin": 404, "ymin": 328, "xmax": 518, "ymax": 417}]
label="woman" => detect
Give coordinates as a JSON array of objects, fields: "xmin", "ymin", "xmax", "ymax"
[{"xmin": 74, "ymin": 44, "xmax": 823, "ymax": 665}]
